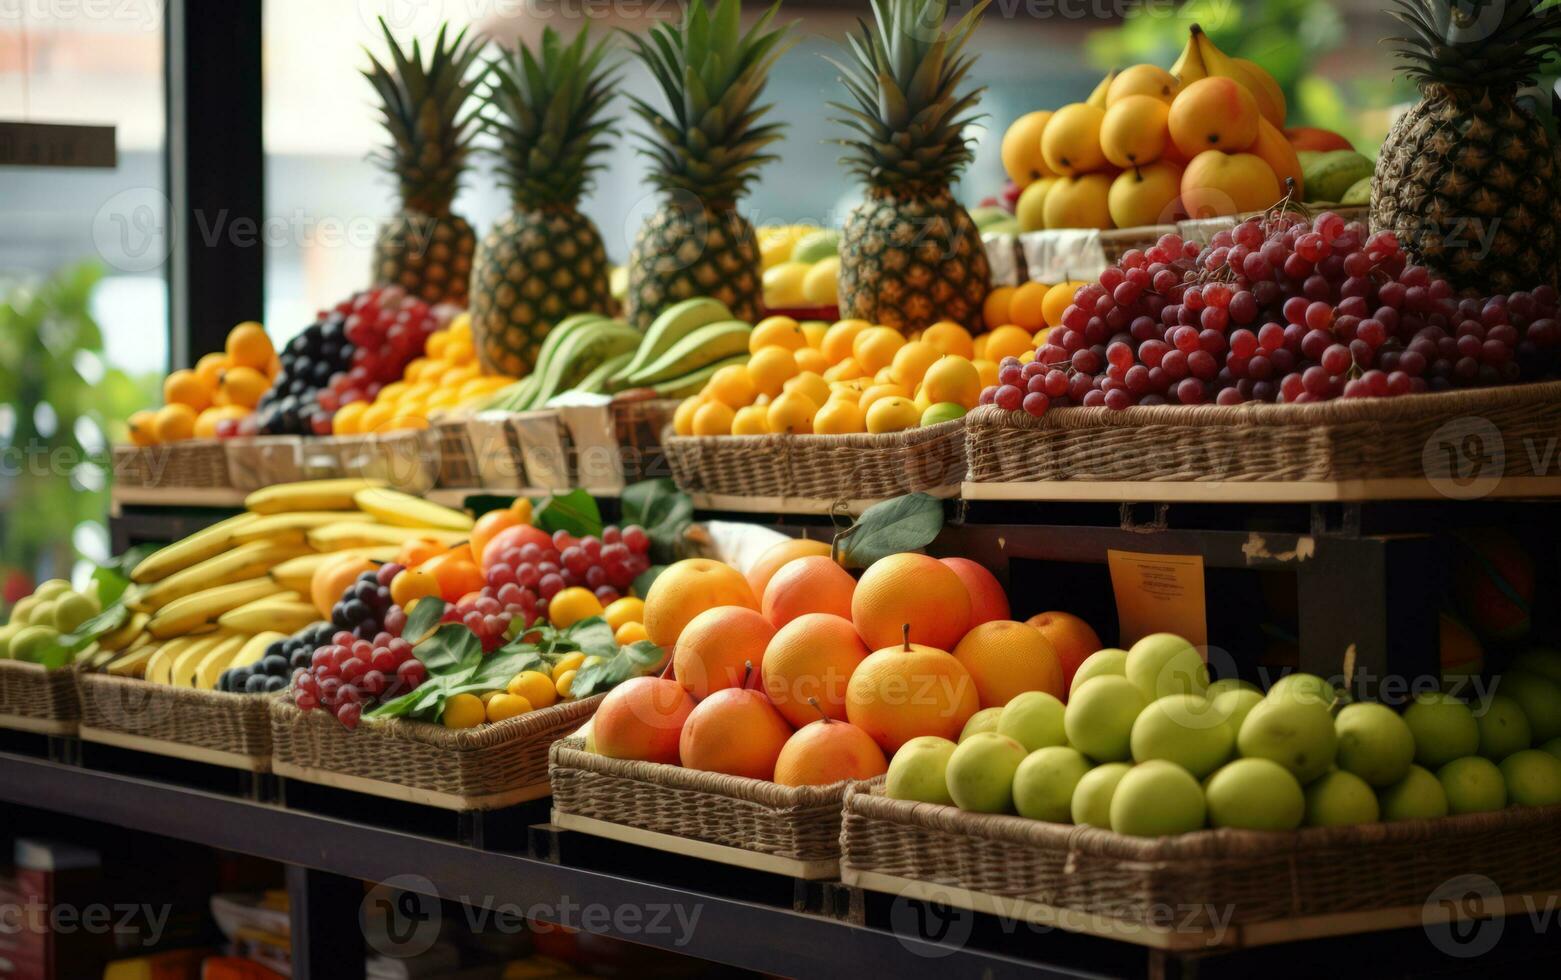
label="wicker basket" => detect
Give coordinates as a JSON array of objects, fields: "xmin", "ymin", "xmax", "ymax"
[
  {"xmin": 112, "ymin": 441, "xmax": 232, "ymax": 491},
  {"xmin": 433, "ymin": 418, "xmax": 480, "ymax": 488},
  {"xmin": 224, "ymin": 430, "xmax": 438, "ymax": 493},
  {"xmin": 0, "ymin": 661, "xmax": 80, "ymax": 735},
  {"xmin": 76, "ymin": 672, "xmax": 275, "ymax": 770},
  {"xmin": 840, "ymin": 779, "xmax": 1561, "ymax": 947},
  {"xmin": 270, "ymin": 694, "xmax": 601, "ymax": 810},
  {"xmin": 1179, "ymin": 205, "xmax": 1371, "ymax": 246},
  {"xmin": 610, "ymin": 395, "xmax": 682, "ymax": 483},
  {"xmin": 549, "ymin": 735, "xmax": 849, "ymax": 876},
  {"xmin": 964, "ymin": 382, "xmax": 1561, "ymax": 488},
  {"xmin": 665, "ymin": 419, "xmax": 967, "ymax": 501},
  {"xmin": 1019, "ymin": 226, "xmax": 1177, "ymax": 285}
]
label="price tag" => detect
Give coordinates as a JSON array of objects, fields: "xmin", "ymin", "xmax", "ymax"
[
  {"xmin": 0, "ymin": 122, "xmax": 116, "ymax": 168},
  {"xmin": 1107, "ymin": 549, "xmax": 1207, "ymax": 648}
]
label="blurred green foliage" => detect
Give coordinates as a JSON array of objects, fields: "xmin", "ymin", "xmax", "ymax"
[{"xmin": 0, "ymin": 263, "xmax": 157, "ymax": 604}]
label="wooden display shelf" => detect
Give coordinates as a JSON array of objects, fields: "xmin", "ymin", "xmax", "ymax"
[
  {"xmin": 963, "ymin": 475, "xmax": 1561, "ymax": 504},
  {"xmin": 552, "ymin": 810, "xmax": 840, "ymax": 880},
  {"xmin": 691, "ymin": 487, "xmax": 959, "ymax": 517},
  {"xmin": 273, "ymin": 760, "xmax": 552, "ymax": 811},
  {"xmin": 0, "ymin": 713, "xmax": 77, "ymax": 736},
  {"xmin": 79, "ymin": 724, "xmax": 269, "ymax": 772}
]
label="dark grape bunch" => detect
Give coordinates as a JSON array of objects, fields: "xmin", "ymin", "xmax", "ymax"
[
  {"xmin": 448, "ymin": 525, "xmax": 654, "ymax": 651},
  {"xmin": 218, "ymin": 621, "xmax": 335, "ymax": 694},
  {"xmin": 255, "ymin": 310, "xmax": 357, "ymax": 435},
  {"xmin": 292, "ymin": 563, "xmax": 424, "ymax": 729},
  {"xmin": 981, "ymin": 210, "xmax": 1561, "ymax": 413},
  {"xmin": 332, "ymin": 564, "xmax": 409, "ymax": 640}
]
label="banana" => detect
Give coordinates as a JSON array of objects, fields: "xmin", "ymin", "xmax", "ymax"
[
  {"xmin": 1169, "ymin": 26, "xmax": 1206, "ymax": 84},
  {"xmin": 71, "ymin": 641, "xmax": 100, "ymax": 666},
  {"xmin": 1230, "ymin": 57, "xmax": 1286, "ymax": 128},
  {"xmin": 353, "ymin": 487, "xmax": 474, "ymax": 532},
  {"xmin": 217, "ymin": 595, "xmax": 323, "ymax": 635},
  {"xmin": 131, "ymin": 513, "xmax": 261, "ymax": 583},
  {"xmin": 146, "ymin": 634, "xmax": 215, "ymax": 684},
  {"xmin": 307, "ymin": 523, "xmax": 467, "ymax": 551},
  {"xmin": 106, "ymin": 632, "xmax": 182, "ymax": 678},
  {"xmin": 269, "ymin": 547, "xmax": 398, "ymax": 594},
  {"xmin": 243, "ymin": 478, "xmax": 385, "ymax": 514},
  {"xmin": 612, "ymin": 297, "xmax": 732, "ymax": 385},
  {"xmin": 625, "ymin": 320, "xmax": 753, "ymax": 387},
  {"xmin": 146, "ymin": 577, "xmax": 288, "ymax": 639},
  {"xmin": 527, "ymin": 320, "xmax": 643, "ymax": 409},
  {"xmin": 1085, "ymin": 69, "xmax": 1117, "ymax": 110},
  {"xmin": 232, "ymin": 511, "xmax": 368, "ymax": 545},
  {"xmin": 650, "ymin": 354, "xmax": 749, "ymax": 398},
  {"xmin": 133, "ymin": 539, "xmax": 312, "ymax": 612},
  {"xmin": 225, "ymin": 631, "xmax": 287, "ymax": 679},
  {"xmin": 190, "ymin": 633, "xmax": 250, "ymax": 688},
  {"xmin": 1174, "ymin": 25, "xmax": 1285, "ymax": 127},
  {"xmin": 97, "ymin": 611, "xmax": 150, "ymax": 652},
  {"xmin": 173, "ymin": 632, "xmax": 243, "ymax": 687}
]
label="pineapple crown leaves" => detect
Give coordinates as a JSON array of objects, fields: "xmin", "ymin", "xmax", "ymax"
[
  {"xmin": 363, "ymin": 18, "xmax": 488, "ymax": 215},
  {"xmin": 622, "ymin": 0, "xmax": 797, "ymax": 205},
  {"xmin": 1385, "ymin": 0, "xmax": 1561, "ymax": 90},
  {"xmin": 829, "ymin": 0, "xmax": 990, "ymax": 193},
  {"xmin": 483, "ymin": 27, "xmax": 620, "ymax": 210}
]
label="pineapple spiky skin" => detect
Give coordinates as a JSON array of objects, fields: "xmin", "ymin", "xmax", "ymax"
[
  {"xmin": 627, "ymin": 199, "xmax": 762, "ymax": 329},
  {"xmin": 470, "ymin": 207, "xmax": 612, "ymax": 377},
  {"xmin": 373, "ymin": 211, "xmax": 476, "ymax": 306},
  {"xmin": 1372, "ymin": 83, "xmax": 1561, "ymax": 294},
  {"xmin": 840, "ymin": 188, "xmax": 990, "ymax": 332}
]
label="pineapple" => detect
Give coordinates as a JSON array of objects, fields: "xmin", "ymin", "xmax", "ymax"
[
  {"xmin": 833, "ymin": 0, "xmax": 991, "ymax": 333},
  {"xmin": 470, "ymin": 27, "xmax": 618, "ymax": 378},
  {"xmin": 364, "ymin": 19, "xmax": 485, "ymax": 306},
  {"xmin": 623, "ymin": 0, "xmax": 793, "ymax": 329},
  {"xmin": 1374, "ymin": 0, "xmax": 1561, "ymax": 294}
]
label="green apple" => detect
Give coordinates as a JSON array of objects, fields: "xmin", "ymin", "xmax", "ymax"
[
  {"xmin": 1403, "ymin": 692, "xmax": 1480, "ymax": 768},
  {"xmin": 1509, "ymin": 648, "xmax": 1561, "ymax": 685},
  {"xmin": 1498, "ymin": 670, "xmax": 1561, "ymax": 742},
  {"xmin": 1499, "ymin": 748, "xmax": 1561, "ymax": 806},
  {"xmin": 1124, "ymin": 633, "xmax": 1208, "ymax": 700},
  {"xmin": 1064, "ymin": 676, "xmax": 1147, "ymax": 762},
  {"xmin": 0, "ymin": 622, "xmax": 21, "ymax": 658},
  {"xmin": 8, "ymin": 624, "xmax": 60, "ymax": 663},
  {"xmin": 32, "ymin": 579, "xmax": 71, "ymax": 602},
  {"xmin": 1069, "ymin": 648, "xmax": 1126, "ymax": 697},
  {"xmin": 1437, "ymin": 756, "xmax": 1507, "ymax": 814},
  {"xmin": 1333, "ymin": 702, "xmax": 1415, "ymax": 787},
  {"xmin": 920, "ymin": 402, "xmax": 967, "ymax": 427},
  {"xmin": 1473, "ymin": 694, "xmax": 1532, "ymax": 761},
  {"xmin": 1109, "ymin": 760, "xmax": 1206, "ymax": 836},
  {"xmin": 1012, "ymin": 746, "xmax": 1092, "ymax": 822},
  {"xmin": 1236, "ymin": 696, "xmax": 1337, "ymax": 784},
  {"xmin": 1206, "ymin": 677, "xmax": 1260, "ymax": 698},
  {"xmin": 1070, "ymin": 762, "xmax": 1130, "ymax": 827},
  {"xmin": 52, "ymin": 591, "xmax": 99, "ymax": 634},
  {"xmin": 1268, "ymin": 672, "xmax": 1339, "ymax": 708},
  {"xmin": 1542, "ymin": 737, "xmax": 1561, "ymax": 759},
  {"xmin": 945, "ymin": 733, "xmax": 1027, "ymax": 813},
  {"xmin": 1304, "ymin": 770, "xmax": 1379, "ymax": 827},
  {"xmin": 886, "ymin": 736, "xmax": 958, "ymax": 805},
  {"xmin": 9, "ymin": 595, "xmax": 40, "ymax": 625},
  {"xmin": 25, "ymin": 599, "xmax": 57, "ymax": 629},
  {"xmin": 1205, "ymin": 758, "xmax": 1304, "ymax": 830},
  {"xmin": 1378, "ymin": 764, "xmax": 1449, "ymax": 820},
  {"xmin": 997, "ymin": 691, "xmax": 1066, "ymax": 751},
  {"xmin": 1211, "ymin": 688, "xmax": 1263, "ymax": 740},
  {"xmin": 1129, "ymin": 694, "xmax": 1234, "ymax": 778},
  {"xmin": 959, "ymin": 707, "xmax": 1003, "ymax": 742}
]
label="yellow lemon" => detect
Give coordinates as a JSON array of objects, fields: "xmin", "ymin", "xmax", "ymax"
[
  {"xmin": 442, "ymin": 693, "xmax": 486, "ymax": 729},
  {"xmin": 731, "ymin": 404, "xmax": 770, "ymax": 435},
  {"xmin": 548, "ymin": 587, "xmax": 605, "ymax": 628},
  {"xmin": 814, "ymin": 398, "xmax": 865, "ymax": 434},
  {"xmin": 673, "ymin": 396, "xmax": 704, "ymax": 436},
  {"xmin": 763, "ymin": 262, "xmax": 811, "ymax": 308},
  {"xmin": 750, "ymin": 315, "xmax": 807, "ymax": 353},
  {"xmin": 551, "ymin": 651, "xmax": 587, "ymax": 679},
  {"xmin": 865, "ymin": 396, "xmax": 921, "ymax": 434},
  {"xmin": 890, "ymin": 341, "xmax": 942, "ymax": 390},
  {"xmin": 332, "ymin": 401, "xmax": 369, "ymax": 436},
  {"xmin": 983, "ymin": 325, "xmax": 1036, "ymax": 362},
  {"xmin": 614, "ymin": 621, "xmax": 649, "ymax": 645},
  {"xmin": 823, "ymin": 357, "xmax": 866, "ymax": 382},
  {"xmin": 747, "ymin": 346, "xmax": 799, "ymax": 397},
  {"xmin": 922, "ymin": 356, "xmax": 982, "ymax": 409},
  {"xmin": 783, "ymin": 370, "xmax": 831, "ymax": 407},
  {"xmin": 706, "ymin": 364, "xmax": 757, "ymax": 407},
  {"xmin": 923, "ymin": 321, "xmax": 976, "ymax": 359},
  {"xmin": 358, "ymin": 401, "xmax": 395, "ymax": 435},
  {"xmin": 800, "ymin": 321, "xmax": 828, "ymax": 348},
  {"xmin": 972, "ymin": 334, "xmax": 989, "ymax": 360},
  {"xmin": 692, "ymin": 400, "xmax": 735, "ymax": 436},
  {"xmin": 766, "ymin": 390, "xmax": 817, "ymax": 434},
  {"xmin": 795, "ymin": 347, "xmax": 831, "ymax": 374},
  {"xmin": 853, "ymin": 326, "xmax": 906, "ymax": 374},
  {"xmin": 603, "ymin": 597, "xmax": 645, "ymax": 631},
  {"xmin": 1043, "ymin": 281, "xmax": 1089, "ymax": 327},
  {"xmin": 506, "ymin": 670, "xmax": 557, "ymax": 709},
  {"xmin": 973, "ymin": 358, "xmax": 999, "ymax": 390},
  {"xmin": 486, "ymin": 692, "xmax": 533, "ymax": 722},
  {"xmin": 859, "ymin": 383, "xmax": 910, "ymax": 414},
  {"xmin": 802, "ymin": 257, "xmax": 840, "ymax": 306},
  {"xmin": 555, "ymin": 670, "xmax": 578, "ymax": 699},
  {"xmin": 822, "ymin": 319, "xmax": 870, "ymax": 363},
  {"xmin": 982, "ymin": 287, "xmax": 1016, "ymax": 331}
]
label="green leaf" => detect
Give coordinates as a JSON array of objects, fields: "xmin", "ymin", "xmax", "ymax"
[
  {"xmin": 62, "ymin": 601, "xmax": 128, "ymax": 651},
  {"xmin": 94, "ymin": 543, "xmax": 160, "ymax": 607},
  {"xmin": 621, "ymin": 478, "xmax": 693, "ymax": 563},
  {"xmin": 404, "ymin": 597, "xmax": 447, "ymax": 643},
  {"xmin": 534, "ymin": 489, "xmax": 603, "ymax": 537},
  {"xmin": 570, "ymin": 640, "xmax": 666, "ymax": 698},
  {"xmin": 560, "ymin": 616, "xmax": 618, "ymax": 658},
  {"xmin": 833, "ymin": 492, "xmax": 945, "ymax": 569},
  {"xmin": 414, "ymin": 623, "xmax": 484, "ymax": 676}
]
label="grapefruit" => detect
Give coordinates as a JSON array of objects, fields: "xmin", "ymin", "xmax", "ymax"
[
  {"xmin": 746, "ymin": 537, "xmax": 831, "ymax": 599},
  {"xmin": 643, "ymin": 559, "xmax": 758, "ymax": 651},
  {"xmin": 1025, "ymin": 611, "xmax": 1103, "ymax": 692},
  {"xmin": 851, "ymin": 553, "xmax": 971, "ymax": 651},
  {"xmin": 672, "ymin": 606, "xmax": 776, "ymax": 700},
  {"xmin": 762, "ymin": 555, "xmax": 856, "ymax": 627},
  {"xmin": 773, "ymin": 716, "xmax": 888, "ymax": 787},
  {"xmin": 952, "ymin": 620, "xmax": 1064, "ymax": 707},
  {"xmin": 679, "ymin": 688, "xmax": 794, "ymax": 780},
  {"xmin": 762, "ymin": 613, "xmax": 870, "ymax": 728},
  {"xmin": 941, "ymin": 557, "xmax": 1009, "ymax": 626},
  {"xmin": 846, "ymin": 633, "xmax": 980, "ymax": 752},
  {"xmin": 592, "ymin": 676, "xmax": 695, "ymax": 765}
]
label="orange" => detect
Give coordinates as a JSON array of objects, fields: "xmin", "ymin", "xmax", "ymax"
[
  {"xmin": 127, "ymin": 410, "xmax": 160, "ymax": 446},
  {"xmin": 679, "ymin": 688, "xmax": 794, "ymax": 780},
  {"xmin": 822, "ymin": 319, "xmax": 870, "ymax": 364},
  {"xmin": 1042, "ymin": 281, "xmax": 1088, "ymax": 327},
  {"xmin": 745, "ymin": 537, "xmax": 832, "ymax": 599},
  {"xmin": 469, "ymin": 510, "xmax": 523, "ymax": 568},
  {"xmin": 982, "ymin": 286, "xmax": 1016, "ymax": 330},
  {"xmin": 922, "ymin": 321, "xmax": 976, "ymax": 359},
  {"xmin": 984, "ymin": 325, "xmax": 1037, "ymax": 362},
  {"xmin": 706, "ymin": 364, "xmax": 757, "ymax": 408},
  {"xmin": 219, "ymin": 366, "xmax": 269, "ymax": 409},
  {"xmin": 692, "ymin": 400, "xmax": 735, "ymax": 436},
  {"xmin": 845, "ymin": 641, "xmax": 980, "ymax": 752},
  {"xmin": 332, "ymin": 401, "xmax": 369, "ymax": 435},
  {"xmin": 163, "ymin": 369, "xmax": 212, "ymax": 412},
  {"xmin": 940, "ymin": 557, "xmax": 1010, "ymax": 626},
  {"xmin": 422, "ymin": 552, "xmax": 485, "ymax": 602},
  {"xmin": 762, "ymin": 613, "xmax": 870, "ymax": 728},
  {"xmin": 194, "ymin": 352, "xmax": 230, "ymax": 390},
  {"xmin": 152, "ymin": 402, "xmax": 198, "ymax": 442},
  {"xmin": 225, "ymin": 322, "xmax": 274, "ymax": 371},
  {"xmin": 396, "ymin": 537, "xmax": 448, "ymax": 568},
  {"xmin": 673, "ymin": 396, "xmax": 704, "ymax": 436},
  {"xmin": 311, "ymin": 554, "xmax": 376, "ymax": 618},
  {"xmin": 851, "ymin": 553, "xmax": 972, "ymax": 652},
  {"xmin": 603, "ymin": 596, "xmax": 644, "ymax": 632},
  {"xmin": 1007, "ymin": 281, "xmax": 1051, "ymax": 330},
  {"xmin": 747, "ymin": 347, "xmax": 800, "ymax": 397},
  {"xmin": 952, "ymin": 620, "xmax": 1064, "ymax": 707},
  {"xmin": 672, "ymin": 605, "xmax": 776, "ymax": 700},
  {"xmin": 614, "ymin": 621, "xmax": 649, "ymax": 645},
  {"xmin": 773, "ymin": 718, "xmax": 888, "ymax": 787},
  {"xmin": 1025, "ymin": 611, "xmax": 1104, "ymax": 694},
  {"xmin": 762, "ymin": 555, "xmax": 856, "ymax": 628},
  {"xmin": 795, "ymin": 347, "xmax": 831, "ymax": 375},
  {"xmin": 592, "ymin": 676, "xmax": 695, "ymax": 765},
  {"xmin": 852, "ymin": 326, "xmax": 906, "ymax": 374},
  {"xmin": 749, "ymin": 315, "xmax": 808, "ymax": 354},
  {"xmin": 506, "ymin": 670, "xmax": 556, "ymax": 709},
  {"xmin": 549, "ymin": 587, "xmax": 604, "ymax": 628},
  {"xmin": 390, "ymin": 567, "xmax": 441, "ymax": 610},
  {"xmin": 643, "ymin": 558, "xmax": 758, "ymax": 653}
]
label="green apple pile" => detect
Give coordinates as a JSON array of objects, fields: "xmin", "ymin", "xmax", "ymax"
[
  {"xmin": 885, "ymin": 634, "xmax": 1561, "ymax": 836},
  {"xmin": 0, "ymin": 579, "xmax": 102, "ymax": 664}
]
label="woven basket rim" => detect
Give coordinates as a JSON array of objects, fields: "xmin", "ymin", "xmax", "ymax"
[
  {"xmin": 846, "ymin": 777, "xmax": 1561, "ymax": 860},
  {"xmin": 0, "ymin": 659, "xmax": 73, "ymax": 677},
  {"xmin": 79, "ymin": 670, "xmax": 283, "ymax": 707},
  {"xmin": 965, "ymin": 379, "xmax": 1561, "ymax": 432},
  {"xmin": 552, "ymin": 735, "xmax": 851, "ymax": 809},
  {"xmin": 665, "ymin": 417, "xmax": 964, "ymax": 450},
  {"xmin": 272, "ymin": 692, "xmax": 602, "ymax": 749}
]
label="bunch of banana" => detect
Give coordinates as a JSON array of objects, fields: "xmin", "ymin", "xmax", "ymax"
[
  {"xmin": 483, "ymin": 314, "xmax": 644, "ymax": 412},
  {"xmin": 118, "ymin": 628, "xmax": 282, "ymax": 690},
  {"xmin": 1170, "ymin": 24, "xmax": 1286, "ymax": 127},
  {"xmin": 610, "ymin": 298, "xmax": 752, "ymax": 396}
]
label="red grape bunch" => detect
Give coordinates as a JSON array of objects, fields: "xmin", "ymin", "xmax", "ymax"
[
  {"xmin": 292, "ymin": 563, "xmax": 425, "ymax": 729},
  {"xmin": 980, "ymin": 209, "xmax": 1561, "ymax": 413}
]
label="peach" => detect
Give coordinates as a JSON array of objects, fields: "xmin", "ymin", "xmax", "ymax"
[
  {"xmin": 940, "ymin": 557, "xmax": 1009, "ymax": 628},
  {"xmin": 762, "ymin": 555, "xmax": 856, "ymax": 628},
  {"xmin": 643, "ymin": 558, "xmax": 758, "ymax": 651},
  {"xmin": 1250, "ymin": 117, "xmax": 1304, "ymax": 198},
  {"xmin": 1180, "ymin": 151, "xmax": 1281, "ymax": 218},
  {"xmin": 1025, "ymin": 611, "xmax": 1104, "ymax": 694},
  {"xmin": 592, "ymin": 676, "xmax": 695, "ymax": 765},
  {"xmin": 680, "ymin": 688, "xmax": 794, "ymax": 780},
  {"xmin": 745, "ymin": 537, "xmax": 831, "ymax": 600},
  {"xmin": 1108, "ymin": 162, "xmax": 1183, "ymax": 229},
  {"xmin": 773, "ymin": 715, "xmax": 888, "ymax": 787},
  {"xmin": 1168, "ymin": 77, "xmax": 1259, "ymax": 160}
]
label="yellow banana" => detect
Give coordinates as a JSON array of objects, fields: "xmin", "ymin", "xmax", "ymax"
[
  {"xmin": 130, "ymin": 513, "xmax": 261, "ymax": 583},
  {"xmin": 232, "ymin": 511, "xmax": 368, "ymax": 546},
  {"xmin": 353, "ymin": 487, "xmax": 474, "ymax": 532},
  {"xmin": 133, "ymin": 539, "xmax": 312, "ymax": 612},
  {"xmin": 97, "ymin": 611, "xmax": 150, "ymax": 652},
  {"xmin": 307, "ymin": 523, "xmax": 467, "ymax": 551},
  {"xmin": 226, "ymin": 631, "xmax": 287, "ymax": 677},
  {"xmin": 173, "ymin": 633, "xmax": 242, "ymax": 687},
  {"xmin": 147, "ymin": 577, "xmax": 287, "ymax": 639},
  {"xmin": 106, "ymin": 632, "xmax": 185, "ymax": 678},
  {"xmin": 217, "ymin": 595, "xmax": 323, "ymax": 635},
  {"xmin": 191, "ymin": 633, "xmax": 250, "ymax": 688},
  {"xmin": 147, "ymin": 634, "xmax": 220, "ymax": 684},
  {"xmin": 1180, "ymin": 24, "xmax": 1285, "ymax": 128},
  {"xmin": 269, "ymin": 547, "xmax": 398, "ymax": 594},
  {"xmin": 1231, "ymin": 57, "xmax": 1286, "ymax": 127},
  {"xmin": 1085, "ymin": 69, "xmax": 1118, "ymax": 110},
  {"xmin": 1169, "ymin": 26, "xmax": 1207, "ymax": 84},
  {"xmin": 243, "ymin": 477, "xmax": 385, "ymax": 514}
]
